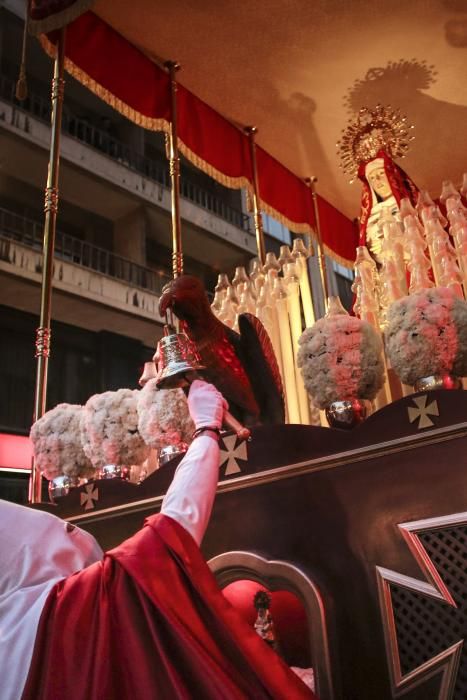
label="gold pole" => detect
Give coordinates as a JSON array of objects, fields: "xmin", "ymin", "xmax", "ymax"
[
  {"xmin": 305, "ymin": 176, "xmax": 329, "ymax": 310},
  {"xmin": 245, "ymin": 126, "xmax": 266, "ymax": 266},
  {"xmin": 165, "ymin": 61, "xmax": 183, "ymax": 278},
  {"xmin": 29, "ymin": 29, "xmax": 66, "ymax": 503}
]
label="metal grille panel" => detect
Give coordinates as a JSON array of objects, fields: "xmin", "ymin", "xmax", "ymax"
[{"xmin": 391, "ymin": 525, "xmax": 467, "ymax": 699}]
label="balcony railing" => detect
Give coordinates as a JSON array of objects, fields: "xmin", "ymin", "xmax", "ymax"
[
  {"xmin": 0, "ymin": 74, "xmax": 252, "ymax": 233},
  {"xmin": 0, "ymin": 207, "xmax": 171, "ymax": 295}
]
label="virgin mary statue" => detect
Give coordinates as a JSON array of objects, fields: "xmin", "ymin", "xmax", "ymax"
[{"xmin": 337, "ymin": 105, "xmax": 419, "ymax": 266}]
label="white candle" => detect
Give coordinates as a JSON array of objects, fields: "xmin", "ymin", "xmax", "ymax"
[
  {"xmin": 284, "ymin": 264, "xmax": 310, "ymax": 424},
  {"xmin": 273, "ymin": 279, "xmax": 301, "ymax": 424},
  {"xmin": 296, "ymin": 256, "xmax": 315, "ymax": 327}
]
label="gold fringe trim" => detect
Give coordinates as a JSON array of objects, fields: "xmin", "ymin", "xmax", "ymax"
[
  {"xmin": 259, "ymin": 198, "xmax": 314, "ymax": 237},
  {"xmin": 260, "ymin": 196, "xmax": 355, "ymax": 268},
  {"xmin": 38, "ymin": 36, "xmax": 355, "ymax": 270},
  {"xmin": 39, "ymin": 35, "xmax": 171, "ymax": 133},
  {"xmin": 178, "ymin": 140, "xmax": 251, "ymax": 191},
  {"xmin": 29, "ymin": 0, "xmax": 95, "ymax": 36},
  {"xmin": 322, "ymin": 243, "xmax": 354, "ymax": 269}
]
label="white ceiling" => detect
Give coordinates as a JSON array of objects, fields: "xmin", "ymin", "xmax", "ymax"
[{"xmin": 94, "ymin": 0, "xmax": 467, "ymax": 221}]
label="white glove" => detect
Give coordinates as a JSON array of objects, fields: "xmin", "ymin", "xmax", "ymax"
[{"xmin": 188, "ymin": 380, "xmax": 227, "ymax": 430}]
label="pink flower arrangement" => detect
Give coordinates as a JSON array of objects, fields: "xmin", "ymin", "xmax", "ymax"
[
  {"xmin": 385, "ymin": 287, "xmax": 467, "ymax": 385},
  {"xmin": 30, "ymin": 403, "xmax": 94, "ymax": 480},
  {"xmin": 137, "ymin": 380, "xmax": 195, "ymax": 452},
  {"xmin": 81, "ymin": 389, "xmax": 149, "ymax": 469},
  {"xmin": 297, "ymin": 313, "xmax": 384, "ymax": 408}
]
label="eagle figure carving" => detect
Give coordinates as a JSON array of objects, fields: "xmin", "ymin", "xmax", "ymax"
[{"xmin": 159, "ymin": 275, "xmax": 285, "ymax": 426}]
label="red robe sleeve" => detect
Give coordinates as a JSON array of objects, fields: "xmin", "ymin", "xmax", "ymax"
[{"xmin": 22, "ymin": 514, "xmax": 316, "ymax": 699}]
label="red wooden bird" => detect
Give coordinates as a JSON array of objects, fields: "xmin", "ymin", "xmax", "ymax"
[{"xmin": 159, "ymin": 275, "xmax": 284, "ymax": 426}]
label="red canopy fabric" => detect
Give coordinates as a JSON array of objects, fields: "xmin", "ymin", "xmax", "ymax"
[
  {"xmin": 30, "ymin": 0, "xmax": 94, "ymax": 34},
  {"xmin": 38, "ymin": 8, "xmax": 357, "ymax": 266},
  {"xmin": 177, "ymin": 84, "xmax": 252, "ymax": 190},
  {"xmin": 256, "ymin": 147, "xmax": 315, "ymax": 234}
]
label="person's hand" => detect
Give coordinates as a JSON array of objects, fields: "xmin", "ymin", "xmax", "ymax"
[{"xmin": 188, "ymin": 380, "xmax": 227, "ymax": 430}]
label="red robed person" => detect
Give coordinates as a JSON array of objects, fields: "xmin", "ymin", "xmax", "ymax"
[{"xmin": 0, "ymin": 380, "xmax": 315, "ymax": 699}]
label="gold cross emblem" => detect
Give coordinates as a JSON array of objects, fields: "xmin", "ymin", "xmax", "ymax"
[
  {"xmin": 80, "ymin": 483, "xmax": 99, "ymax": 510},
  {"xmin": 219, "ymin": 434, "xmax": 248, "ymax": 476},
  {"xmin": 407, "ymin": 395, "xmax": 439, "ymax": 429}
]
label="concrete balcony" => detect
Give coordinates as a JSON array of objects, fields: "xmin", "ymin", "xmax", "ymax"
[
  {"xmin": 0, "ymin": 75, "xmax": 257, "ymax": 268},
  {"xmin": 0, "ymin": 208, "xmax": 168, "ymax": 345}
]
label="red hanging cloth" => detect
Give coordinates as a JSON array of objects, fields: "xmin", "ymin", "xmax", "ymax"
[{"xmin": 22, "ymin": 514, "xmax": 316, "ymax": 699}]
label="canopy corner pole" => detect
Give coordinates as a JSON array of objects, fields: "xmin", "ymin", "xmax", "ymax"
[
  {"xmin": 29, "ymin": 29, "xmax": 66, "ymax": 504},
  {"xmin": 245, "ymin": 126, "xmax": 266, "ymax": 266},
  {"xmin": 165, "ymin": 60, "xmax": 183, "ymax": 278},
  {"xmin": 305, "ymin": 176, "xmax": 329, "ymax": 311}
]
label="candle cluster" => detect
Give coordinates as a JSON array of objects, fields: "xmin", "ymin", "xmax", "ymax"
[
  {"xmin": 356, "ymin": 175, "xmax": 467, "ymax": 329},
  {"xmin": 353, "ymin": 174, "xmax": 467, "ymax": 399},
  {"xmin": 210, "ymin": 238, "xmax": 317, "ymax": 425}
]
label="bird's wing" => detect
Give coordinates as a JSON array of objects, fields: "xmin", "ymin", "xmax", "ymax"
[{"xmin": 237, "ymin": 313, "xmax": 285, "ymax": 424}]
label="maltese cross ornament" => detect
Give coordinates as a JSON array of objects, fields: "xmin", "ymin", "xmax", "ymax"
[
  {"xmin": 376, "ymin": 511, "xmax": 467, "ymax": 698},
  {"xmin": 407, "ymin": 395, "xmax": 439, "ymax": 429},
  {"xmin": 80, "ymin": 483, "xmax": 99, "ymax": 510},
  {"xmin": 219, "ymin": 434, "xmax": 248, "ymax": 476}
]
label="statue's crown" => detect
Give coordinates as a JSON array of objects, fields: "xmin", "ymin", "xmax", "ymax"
[{"xmin": 336, "ymin": 104, "xmax": 414, "ymax": 182}]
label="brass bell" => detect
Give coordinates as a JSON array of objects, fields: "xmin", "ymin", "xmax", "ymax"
[
  {"xmin": 138, "ymin": 361, "xmax": 158, "ymax": 387},
  {"xmin": 154, "ymin": 327, "xmax": 251, "ymax": 442},
  {"xmin": 155, "ymin": 331, "xmax": 205, "ymax": 389}
]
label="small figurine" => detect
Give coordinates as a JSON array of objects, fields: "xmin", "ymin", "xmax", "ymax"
[{"xmin": 253, "ymin": 590, "xmax": 279, "ymax": 651}]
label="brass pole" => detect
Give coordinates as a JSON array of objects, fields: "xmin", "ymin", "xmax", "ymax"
[
  {"xmin": 305, "ymin": 176, "xmax": 329, "ymax": 310},
  {"xmin": 165, "ymin": 61, "xmax": 183, "ymax": 278},
  {"xmin": 29, "ymin": 30, "xmax": 66, "ymax": 503},
  {"xmin": 245, "ymin": 126, "xmax": 266, "ymax": 266}
]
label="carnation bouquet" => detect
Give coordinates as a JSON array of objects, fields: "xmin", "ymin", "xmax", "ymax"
[
  {"xmin": 137, "ymin": 380, "xmax": 195, "ymax": 451},
  {"xmin": 297, "ymin": 312, "xmax": 384, "ymax": 409},
  {"xmin": 385, "ymin": 287, "xmax": 467, "ymax": 385},
  {"xmin": 30, "ymin": 403, "xmax": 95, "ymax": 480},
  {"xmin": 81, "ymin": 389, "xmax": 149, "ymax": 469}
]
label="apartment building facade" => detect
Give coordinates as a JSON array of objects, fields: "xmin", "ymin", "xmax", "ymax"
[{"xmin": 0, "ymin": 2, "xmax": 351, "ymax": 501}]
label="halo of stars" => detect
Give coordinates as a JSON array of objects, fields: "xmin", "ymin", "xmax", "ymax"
[{"xmin": 336, "ymin": 104, "xmax": 415, "ymax": 182}]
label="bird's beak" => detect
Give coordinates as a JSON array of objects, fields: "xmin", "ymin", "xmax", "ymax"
[{"xmin": 159, "ymin": 282, "xmax": 174, "ymax": 317}]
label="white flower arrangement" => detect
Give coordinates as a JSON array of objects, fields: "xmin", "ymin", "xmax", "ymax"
[
  {"xmin": 81, "ymin": 389, "xmax": 150, "ymax": 469},
  {"xmin": 385, "ymin": 287, "xmax": 467, "ymax": 385},
  {"xmin": 30, "ymin": 403, "xmax": 95, "ymax": 480},
  {"xmin": 137, "ymin": 379, "xmax": 195, "ymax": 451},
  {"xmin": 297, "ymin": 314, "xmax": 384, "ymax": 409}
]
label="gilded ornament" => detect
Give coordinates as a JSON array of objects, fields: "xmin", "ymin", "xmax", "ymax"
[{"xmin": 336, "ymin": 104, "xmax": 415, "ymax": 181}]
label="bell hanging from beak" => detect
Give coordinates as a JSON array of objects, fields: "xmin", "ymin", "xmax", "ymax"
[
  {"xmin": 154, "ymin": 325, "xmax": 251, "ymax": 442},
  {"xmin": 155, "ymin": 327, "xmax": 205, "ymax": 389}
]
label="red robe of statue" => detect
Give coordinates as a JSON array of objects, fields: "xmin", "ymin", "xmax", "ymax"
[
  {"xmin": 357, "ymin": 148, "xmax": 419, "ymax": 248},
  {"xmin": 22, "ymin": 514, "xmax": 316, "ymax": 699}
]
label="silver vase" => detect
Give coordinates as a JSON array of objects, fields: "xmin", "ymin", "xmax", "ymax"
[
  {"xmin": 48, "ymin": 474, "xmax": 80, "ymax": 503},
  {"xmin": 97, "ymin": 464, "xmax": 130, "ymax": 480},
  {"xmin": 325, "ymin": 399, "xmax": 368, "ymax": 430},
  {"xmin": 159, "ymin": 443, "xmax": 188, "ymax": 466},
  {"xmin": 413, "ymin": 374, "xmax": 462, "ymax": 392}
]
